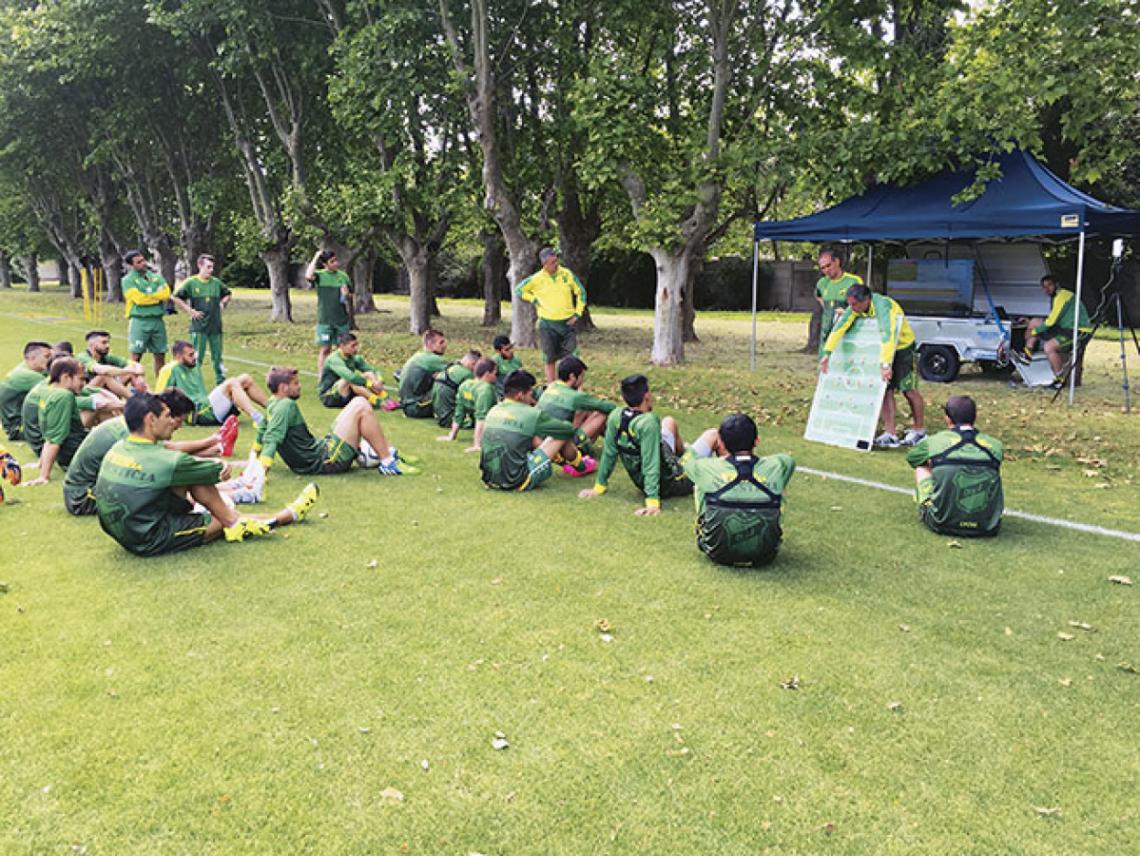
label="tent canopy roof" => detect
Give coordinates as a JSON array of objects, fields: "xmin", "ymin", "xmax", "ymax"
[{"xmin": 756, "ymin": 150, "xmax": 1140, "ymax": 242}]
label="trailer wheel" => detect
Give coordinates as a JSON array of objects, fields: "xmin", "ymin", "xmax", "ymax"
[{"xmin": 918, "ymin": 345, "xmax": 960, "ymax": 383}]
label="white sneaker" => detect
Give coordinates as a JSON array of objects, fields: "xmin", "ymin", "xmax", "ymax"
[
  {"xmin": 874, "ymin": 431, "xmax": 901, "ymax": 448},
  {"xmin": 900, "ymin": 429, "xmax": 927, "ymax": 446}
]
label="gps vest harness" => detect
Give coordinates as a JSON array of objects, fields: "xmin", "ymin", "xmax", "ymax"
[
  {"xmin": 927, "ymin": 428, "xmax": 1001, "ymax": 470},
  {"xmin": 704, "ymin": 454, "xmax": 782, "ymax": 512}
]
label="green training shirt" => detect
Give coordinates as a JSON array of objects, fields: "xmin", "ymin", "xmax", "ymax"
[
  {"xmin": 38, "ymin": 385, "xmax": 86, "ymax": 447},
  {"xmin": 594, "ymin": 408, "xmax": 683, "ymax": 502},
  {"xmin": 319, "ymin": 350, "xmax": 378, "ymax": 398},
  {"xmin": 480, "ymin": 398, "xmax": 574, "ymax": 488},
  {"xmin": 683, "ymin": 450, "xmax": 795, "ymax": 566},
  {"xmin": 174, "ymin": 275, "xmax": 231, "ymax": 334},
  {"xmin": 432, "ymin": 363, "xmax": 474, "ymax": 427},
  {"xmin": 19, "ymin": 381, "xmax": 48, "ymax": 452},
  {"xmin": 398, "ymin": 349, "xmax": 449, "ymax": 406},
  {"xmin": 77, "ymin": 350, "xmax": 129, "ymax": 381},
  {"xmin": 537, "ymin": 380, "xmax": 616, "ymax": 423},
  {"xmin": 95, "ymin": 436, "xmax": 223, "ymax": 554},
  {"xmin": 155, "ymin": 362, "xmax": 211, "ymax": 410},
  {"xmin": 906, "ymin": 427, "xmax": 1004, "ymax": 536},
  {"xmin": 0, "ymin": 363, "xmax": 46, "ymax": 439},
  {"xmin": 453, "ymin": 378, "xmax": 496, "ymax": 429},
  {"xmin": 313, "ymin": 269, "xmax": 351, "ymax": 328},
  {"xmin": 64, "ymin": 416, "xmax": 128, "ymax": 505},
  {"xmin": 493, "ymin": 354, "xmax": 522, "ymax": 397},
  {"xmin": 254, "ymin": 396, "xmax": 326, "ymax": 473}
]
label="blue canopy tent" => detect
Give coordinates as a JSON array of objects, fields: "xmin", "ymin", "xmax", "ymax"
[{"xmin": 750, "ymin": 150, "xmax": 1140, "ymax": 401}]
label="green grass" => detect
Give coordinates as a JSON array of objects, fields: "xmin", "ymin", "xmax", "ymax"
[{"xmin": 0, "ymin": 285, "xmax": 1136, "ymax": 854}]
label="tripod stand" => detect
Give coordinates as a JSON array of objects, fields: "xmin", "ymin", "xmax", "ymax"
[{"xmin": 1052, "ymin": 288, "xmax": 1140, "ymax": 411}]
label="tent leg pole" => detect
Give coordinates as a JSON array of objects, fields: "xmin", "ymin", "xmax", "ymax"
[
  {"xmin": 866, "ymin": 244, "xmax": 873, "ymax": 286},
  {"xmin": 1069, "ymin": 230, "xmax": 1086, "ymax": 405},
  {"xmin": 750, "ymin": 236, "xmax": 759, "ymax": 371}
]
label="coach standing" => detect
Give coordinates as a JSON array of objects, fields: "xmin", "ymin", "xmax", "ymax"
[
  {"xmin": 122, "ymin": 249, "xmax": 173, "ymax": 379},
  {"xmin": 516, "ymin": 247, "xmax": 586, "ymax": 385}
]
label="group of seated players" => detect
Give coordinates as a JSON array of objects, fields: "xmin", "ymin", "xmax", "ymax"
[{"xmin": 0, "ymin": 323, "xmax": 1005, "ymax": 565}]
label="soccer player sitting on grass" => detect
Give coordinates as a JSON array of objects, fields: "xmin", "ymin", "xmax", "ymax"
[
  {"xmin": 578, "ymin": 374, "xmax": 690, "ymax": 516},
  {"xmin": 0, "ymin": 341, "xmax": 51, "ymax": 441},
  {"xmin": 537, "ymin": 356, "xmax": 615, "ymax": 457},
  {"xmin": 437, "ymin": 357, "xmax": 498, "ymax": 451},
  {"xmin": 906, "ymin": 394, "xmax": 1004, "ymax": 537},
  {"xmin": 78, "ymin": 330, "xmax": 147, "ymax": 400},
  {"xmin": 255, "ymin": 367, "xmax": 417, "ymax": 476},
  {"xmin": 318, "ymin": 333, "xmax": 392, "ymax": 409},
  {"xmin": 156, "ymin": 340, "xmax": 268, "ymax": 429},
  {"xmin": 491, "ymin": 335, "xmax": 521, "ymax": 398},
  {"xmin": 480, "ymin": 370, "xmax": 592, "ymax": 491},
  {"xmin": 63, "ymin": 389, "xmax": 263, "ymax": 517},
  {"xmin": 23, "ymin": 358, "xmax": 121, "ymax": 486},
  {"xmin": 432, "ymin": 349, "xmax": 480, "ymax": 428},
  {"xmin": 95, "ymin": 394, "xmax": 318, "ymax": 556},
  {"xmin": 397, "ymin": 328, "xmax": 449, "ymax": 418},
  {"xmin": 682, "ymin": 413, "xmax": 795, "ymax": 567}
]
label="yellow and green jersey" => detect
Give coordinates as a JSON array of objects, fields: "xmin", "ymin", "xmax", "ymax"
[
  {"xmin": 432, "ymin": 363, "xmax": 475, "ymax": 427},
  {"xmin": 816, "ymin": 272, "xmax": 862, "ymax": 307},
  {"xmin": 453, "ymin": 378, "xmax": 497, "ymax": 429},
  {"xmin": 122, "ymin": 269, "xmax": 171, "ymax": 318},
  {"xmin": 95, "ymin": 436, "xmax": 223, "ymax": 555},
  {"xmin": 254, "ymin": 397, "xmax": 326, "ymax": 472},
  {"xmin": 824, "ymin": 293, "xmax": 915, "ymax": 364},
  {"xmin": 1032, "ymin": 288, "xmax": 1091, "ymax": 336},
  {"xmin": 174, "ymin": 275, "xmax": 231, "ymax": 334},
  {"xmin": 906, "ymin": 427, "xmax": 1003, "ymax": 536},
  {"xmin": 683, "ymin": 450, "xmax": 795, "ymax": 566},
  {"xmin": 63, "ymin": 416, "xmax": 128, "ymax": 509},
  {"xmin": 0, "ymin": 363, "xmax": 46, "ymax": 440},
  {"xmin": 537, "ymin": 380, "xmax": 616, "ymax": 423},
  {"xmin": 319, "ymin": 350, "xmax": 379, "ymax": 399},
  {"xmin": 594, "ymin": 408, "xmax": 688, "ymax": 507},
  {"xmin": 480, "ymin": 399, "xmax": 575, "ymax": 489},
  {"xmin": 155, "ymin": 361, "xmax": 211, "ymax": 416},
  {"xmin": 515, "ymin": 266, "xmax": 586, "ymax": 321},
  {"xmin": 313, "ymin": 269, "xmax": 351, "ymax": 328},
  {"xmin": 397, "ymin": 349, "xmax": 449, "ymax": 407}
]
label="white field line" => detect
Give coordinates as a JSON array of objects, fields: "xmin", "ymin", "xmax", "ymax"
[
  {"xmin": 4, "ymin": 309, "xmax": 1137, "ymax": 542},
  {"xmin": 798, "ymin": 466, "xmax": 1140, "ymax": 543}
]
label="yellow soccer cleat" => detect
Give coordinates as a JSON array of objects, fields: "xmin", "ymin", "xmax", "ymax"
[
  {"xmin": 287, "ymin": 482, "xmax": 320, "ymax": 522},
  {"xmin": 223, "ymin": 519, "xmax": 273, "ymax": 542}
]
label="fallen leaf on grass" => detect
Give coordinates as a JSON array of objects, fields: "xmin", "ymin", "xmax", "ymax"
[
  {"xmin": 779, "ymin": 676, "xmax": 800, "ymax": 690},
  {"xmin": 421, "ymin": 759, "xmax": 430, "ymax": 771},
  {"xmin": 490, "ymin": 576, "xmax": 503, "ymax": 586},
  {"xmin": 1005, "ymin": 627, "xmax": 1014, "ymax": 636},
  {"xmin": 886, "ymin": 701, "xmax": 903, "ymax": 712},
  {"xmin": 1117, "ymin": 662, "xmax": 1139, "ymax": 674},
  {"xmin": 599, "ymin": 633, "xmax": 614, "ymax": 643},
  {"xmin": 594, "ymin": 618, "xmax": 612, "ymax": 633},
  {"xmin": 665, "ymin": 747, "xmax": 690, "ymax": 757},
  {"xmin": 829, "ymin": 506, "xmax": 843, "ymax": 511},
  {"xmin": 0, "ymin": 581, "xmax": 8, "ymax": 593},
  {"xmin": 947, "ymin": 540, "xmax": 962, "ymax": 549},
  {"xmin": 898, "ymin": 623, "xmax": 910, "ymax": 632},
  {"xmin": 1067, "ymin": 621, "xmax": 1096, "ymax": 632},
  {"xmin": 1058, "ymin": 677, "xmax": 1073, "ymax": 687},
  {"xmin": 366, "ymin": 560, "xmax": 378, "ymax": 569},
  {"xmin": 318, "ymin": 511, "xmax": 329, "ymax": 519},
  {"xmin": 1034, "ymin": 806, "xmax": 1061, "ymax": 817},
  {"xmin": 379, "ymin": 787, "xmax": 404, "ymax": 803},
  {"xmin": 1057, "ymin": 632, "xmax": 1075, "ymax": 641},
  {"xmin": 491, "ymin": 732, "xmax": 509, "ymax": 750},
  {"xmin": 1108, "ymin": 575, "xmax": 1132, "ymax": 586}
]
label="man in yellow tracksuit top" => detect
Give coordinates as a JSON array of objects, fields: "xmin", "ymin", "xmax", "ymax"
[
  {"xmin": 122, "ymin": 249, "xmax": 173, "ymax": 378},
  {"xmin": 515, "ymin": 247, "xmax": 587, "ymax": 385},
  {"xmin": 1023, "ymin": 275, "xmax": 1092, "ymax": 381},
  {"xmin": 820, "ymin": 282, "xmax": 927, "ymax": 449}
]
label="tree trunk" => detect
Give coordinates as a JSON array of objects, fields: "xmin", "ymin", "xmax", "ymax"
[
  {"xmin": 155, "ymin": 242, "xmax": 179, "ymax": 290},
  {"xmin": 21, "ymin": 254, "xmax": 41, "ymax": 293},
  {"xmin": 56, "ymin": 258, "xmax": 69, "ymax": 288},
  {"xmin": 506, "ymin": 235, "xmax": 539, "ymax": 348},
  {"xmin": 181, "ymin": 221, "xmax": 212, "ymax": 270},
  {"xmin": 557, "ymin": 191, "xmax": 600, "ymax": 331},
  {"xmin": 0, "ymin": 252, "xmax": 11, "ymax": 288},
  {"xmin": 406, "ymin": 254, "xmax": 432, "ymax": 335},
  {"xmin": 649, "ymin": 248, "xmax": 689, "ymax": 365},
  {"xmin": 68, "ymin": 263, "xmax": 81, "ymax": 298},
  {"xmin": 681, "ymin": 256, "xmax": 702, "ymax": 343},
  {"xmin": 481, "ymin": 229, "xmax": 504, "ymax": 326},
  {"xmin": 260, "ymin": 245, "xmax": 293, "ymax": 322},
  {"xmin": 806, "ymin": 303, "xmax": 822, "ymax": 352},
  {"xmin": 352, "ymin": 249, "xmax": 377, "ymax": 315},
  {"xmin": 99, "ymin": 243, "xmax": 125, "ymax": 303}
]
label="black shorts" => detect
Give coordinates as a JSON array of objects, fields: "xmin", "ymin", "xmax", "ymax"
[
  {"xmin": 64, "ymin": 486, "xmax": 97, "ymax": 516},
  {"xmin": 537, "ymin": 319, "xmax": 578, "ymax": 364}
]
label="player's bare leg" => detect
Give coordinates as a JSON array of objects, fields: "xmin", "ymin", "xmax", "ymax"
[
  {"xmin": 333, "ymin": 397, "xmax": 392, "ymax": 459},
  {"xmin": 902, "ymin": 389, "xmax": 925, "ymax": 431},
  {"xmin": 661, "ymin": 415, "xmax": 684, "ymax": 452}
]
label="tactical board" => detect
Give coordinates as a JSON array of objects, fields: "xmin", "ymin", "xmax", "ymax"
[{"xmin": 804, "ymin": 316, "xmax": 889, "ymax": 451}]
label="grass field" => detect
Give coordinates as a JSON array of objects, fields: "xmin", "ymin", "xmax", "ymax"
[{"xmin": 0, "ymin": 285, "xmax": 1136, "ymax": 854}]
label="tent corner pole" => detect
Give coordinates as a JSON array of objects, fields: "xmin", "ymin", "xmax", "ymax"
[
  {"xmin": 1068, "ymin": 229, "xmax": 1087, "ymax": 405},
  {"xmin": 750, "ymin": 235, "xmax": 759, "ymax": 371}
]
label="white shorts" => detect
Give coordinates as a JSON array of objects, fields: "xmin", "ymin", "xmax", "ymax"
[{"xmin": 208, "ymin": 385, "xmax": 234, "ymax": 423}]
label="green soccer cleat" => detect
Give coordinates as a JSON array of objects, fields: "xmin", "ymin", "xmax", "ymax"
[{"xmin": 287, "ymin": 482, "xmax": 320, "ymax": 522}]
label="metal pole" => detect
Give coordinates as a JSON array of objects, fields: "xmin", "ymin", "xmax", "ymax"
[
  {"xmin": 1068, "ymin": 230, "xmax": 1086, "ymax": 404},
  {"xmin": 750, "ymin": 235, "xmax": 759, "ymax": 371},
  {"xmin": 1117, "ymin": 294, "xmax": 1131, "ymax": 413},
  {"xmin": 865, "ymin": 244, "xmax": 873, "ymax": 286}
]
